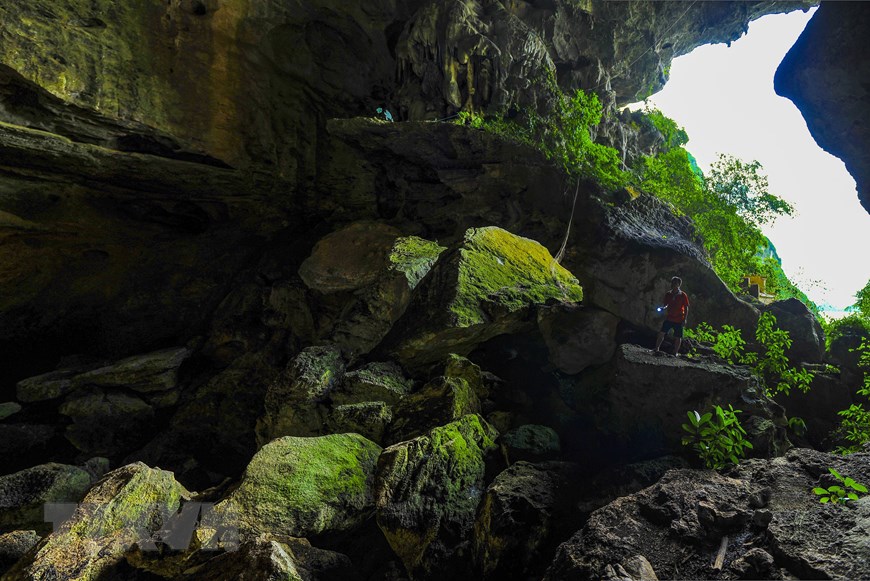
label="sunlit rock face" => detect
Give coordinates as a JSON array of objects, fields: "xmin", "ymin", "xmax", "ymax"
[{"xmin": 775, "ymin": 1, "xmax": 870, "ymax": 215}]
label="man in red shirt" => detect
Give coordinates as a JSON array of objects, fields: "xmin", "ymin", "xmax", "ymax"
[{"xmin": 654, "ymin": 276, "xmax": 690, "ymax": 355}]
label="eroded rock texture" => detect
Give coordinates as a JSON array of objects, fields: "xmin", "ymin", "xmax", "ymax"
[
  {"xmin": 546, "ymin": 448, "xmax": 870, "ymax": 581},
  {"xmin": 2, "ymin": 1, "xmax": 863, "ymax": 579}
]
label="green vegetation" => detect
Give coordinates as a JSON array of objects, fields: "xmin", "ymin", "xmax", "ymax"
[
  {"xmin": 681, "ymin": 404, "xmax": 753, "ymax": 469},
  {"xmin": 787, "ymin": 416, "xmax": 807, "ymax": 438},
  {"xmin": 635, "ymin": 113, "xmax": 798, "ymax": 294},
  {"xmin": 452, "ymin": 227, "xmax": 583, "ymax": 327},
  {"xmin": 833, "ymin": 338, "xmax": 870, "ymax": 454},
  {"xmin": 455, "ymin": 97, "xmax": 812, "ymax": 308},
  {"xmin": 813, "ymin": 468, "xmax": 868, "ymax": 504},
  {"xmin": 389, "ymin": 236, "xmax": 447, "ymax": 289},
  {"xmin": 824, "ymin": 278, "xmax": 870, "ymax": 344},
  {"xmin": 455, "ymin": 86, "xmax": 627, "ymax": 189},
  {"xmin": 685, "ymin": 313, "xmax": 812, "ymax": 397}
]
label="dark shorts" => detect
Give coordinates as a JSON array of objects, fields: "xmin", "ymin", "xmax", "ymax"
[{"xmin": 661, "ymin": 320, "xmax": 684, "ymax": 338}]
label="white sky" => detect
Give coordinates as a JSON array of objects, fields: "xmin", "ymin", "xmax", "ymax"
[{"xmin": 632, "ymin": 8, "xmax": 870, "ymax": 313}]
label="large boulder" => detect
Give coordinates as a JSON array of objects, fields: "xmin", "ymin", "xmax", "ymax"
[
  {"xmin": 566, "ymin": 344, "xmax": 789, "ymax": 463},
  {"xmin": 569, "ymin": 193, "xmax": 760, "ymax": 337},
  {"xmin": 386, "ymin": 376, "xmax": 481, "ymax": 444},
  {"xmin": 377, "ymin": 226, "xmax": 583, "ymax": 368},
  {"xmin": 218, "ymin": 433, "xmax": 382, "ymax": 538},
  {"xmin": 498, "ymin": 425, "xmax": 561, "ymax": 464},
  {"xmin": 6, "ymin": 462, "xmax": 191, "ymax": 580},
  {"xmin": 761, "ymin": 299, "xmax": 825, "ymax": 363},
  {"xmin": 256, "ymin": 346, "xmax": 346, "ymax": 445},
  {"xmin": 474, "ymin": 461, "xmax": 581, "ymax": 580},
  {"xmin": 546, "ymin": 448, "xmax": 870, "ymax": 580},
  {"xmin": 330, "ymin": 362, "xmax": 414, "ymax": 407},
  {"xmin": 375, "ymin": 414, "xmax": 499, "ymax": 579},
  {"xmin": 299, "ymin": 222, "xmax": 446, "ymax": 356},
  {"xmin": 0, "ymin": 461, "xmax": 105, "ymax": 533}
]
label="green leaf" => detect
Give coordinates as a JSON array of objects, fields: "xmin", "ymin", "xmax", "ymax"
[
  {"xmin": 813, "ymin": 487, "xmax": 828, "ymax": 495},
  {"xmin": 829, "ymin": 468, "xmax": 843, "ymax": 480},
  {"xmin": 848, "ymin": 493, "xmax": 859, "ymax": 501},
  {"xmin": 820, "ymin": 496, "xmax": 830, "ymax": 504},
  {"xmin": 851, "ymin": 481, "xmax": 868, "ymax": 493}
]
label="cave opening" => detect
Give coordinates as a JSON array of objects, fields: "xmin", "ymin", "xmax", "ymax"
[{"xmin": 633, "ymin": 7, "xmax": 870, "ymax": 319}]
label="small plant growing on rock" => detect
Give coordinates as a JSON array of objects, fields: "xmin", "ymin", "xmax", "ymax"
[
  {"xmin": 681, "ymin": 404, "xmax": 753, "ymax": 470},
  {"xmin": 813, "ymin": 468, "xmax": 868, "ymax": 504}
]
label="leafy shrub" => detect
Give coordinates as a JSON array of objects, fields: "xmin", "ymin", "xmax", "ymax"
[
  {"xmin": 686, "ymin": 313, "xmax": 811, "ymax": 397},
  {"xmin": 681, "ymin": 404, "xmax": 753, "ymax": 469},
  {"xmin": 454, "ymin": 87, "xmax": 627, "ymax": 189},
  {"xmin": 813, "ymin": 468, "xmax": 868, "ymax": 504},
  {"xmin": 834, "ymin": 338, "xmax": 870, "ymax": 454},
  {"xmin": 754, "ymin": 312, "xmax": 812, "ymax": 396}
]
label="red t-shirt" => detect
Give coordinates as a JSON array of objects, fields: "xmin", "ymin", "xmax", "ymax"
[{"xmin": 663, "ymin": 289, "xmax": 689, "ymax": 323}]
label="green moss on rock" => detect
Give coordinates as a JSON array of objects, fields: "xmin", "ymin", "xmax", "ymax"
[
  {"xmin": 332, "ymin": 361, "xmax": 413, "ymax": 406},
  {"xmin": 451, "ymin": 227, "xmax": 583, "ymax": 327},
  {"xmin": 222, "ymin": 433, "xmax": 382, "ymax": 538},
  {"xmin": 387, "ymin": 376, "xmax": 481, "ymax": 444},
  {"xmin": 375, "ymin": 414, "xmax": 498, "ymax": 577},
  {"xmin": 10, "ymin": 462, "xmax": 190, "ymax": 580},
  {"xmin": 382, "ymin": 227, "xmax": 584, "ymax": 367},
  {"xmin": 389, "ymin": 236, "xmax": 446, "ymax": 289}
]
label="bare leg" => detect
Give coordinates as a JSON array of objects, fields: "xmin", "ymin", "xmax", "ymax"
[
  {"xmin": 655, "ymin": 332, "xmax": 665, "ymax": 352},
  {"xmin": 673, "ymin": 336, "xmax": 682, "ymax": 355}
]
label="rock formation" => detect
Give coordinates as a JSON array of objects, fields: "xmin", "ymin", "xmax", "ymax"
[
  {"xmin": 4, "ymin": 0, "xmax": 870, "ymax": 579},
  {"xmin": 775, "ymin": 1, "xmax": 870, "ymax": 214}
]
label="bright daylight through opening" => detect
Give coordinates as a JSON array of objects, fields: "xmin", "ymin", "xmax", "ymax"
[{"xmin": 630, "ymin": 7, "xmax": 870, "ymax": 318}]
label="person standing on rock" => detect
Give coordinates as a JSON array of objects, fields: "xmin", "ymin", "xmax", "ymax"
[{"xmin": 654, "ymin": 276, "xmax": 689, "ymax": 355}]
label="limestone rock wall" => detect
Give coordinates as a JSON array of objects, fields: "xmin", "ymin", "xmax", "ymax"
[{"xmin": 775, "ymin": 1, "xmax": 870, "ymax": 214}]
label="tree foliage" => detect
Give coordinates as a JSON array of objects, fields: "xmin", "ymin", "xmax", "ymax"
[
  {"xmin": 706, "ymin": 154, "xmax": 794, "ymax": 227},
  {"xmin": 635, "ymin": 109, "xmax": 805, "ymax": 300},
  {"xmin": 455, "ymin": 87, "xmax": 627, "ymax": 189}
]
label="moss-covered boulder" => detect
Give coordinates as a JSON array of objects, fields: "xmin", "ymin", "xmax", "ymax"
[
  {"xmin": 377, "ymin": 227, "xmax": 583, "ymax": 368},
  {"xmin": 67, "ymin": 347, "xmax": 191, "ymax": 393},
  {"xmin": 442, "ymin": 353, "xmax": 489, "ymax": 400},
  {"xmin": 7, "ymin": 462, "xmax": 191, "ymax": 580},
  {"xmin": 330, "ymin": 361, "xmax": 413, "ymax": 406},
  {"xmin": 298, "ymin": 223, "xmax": 447, "ymax": 357},
  {"xmin": 0, "ymin": 461, "xmax": 104, "ymax": 533},
  {"xmin": 389, "ymin": 235, "xmax": 447, "ymax": 289},
  {"xmin": 474, "ymin": 461, "xmax": 581, "ymax": 579},
  {"xmin": 375, "ymin": 414, "xmax": 499, "ymax": 579},
  {"xmin": 256, "ymin": 346, "xmax": 346, "ymax": 445},
  {"xmin": 326, "ymin": 402, "xmax": 393, "ymax": 444},
  {"xmin": 387, "ymin": 376, "xmax": 481, "ymax": 444},
  {"xmin": 299, "ymin": 222, "xmax": 403, "ymax": 293},
  {"xmin": 219, "ymin": 433, "xmax": 382, "ymax": 538}
]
